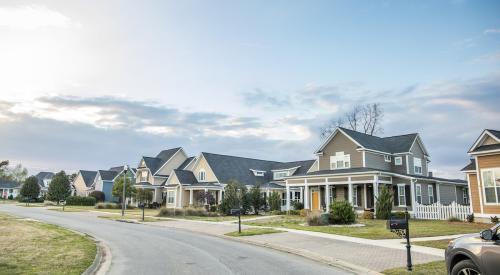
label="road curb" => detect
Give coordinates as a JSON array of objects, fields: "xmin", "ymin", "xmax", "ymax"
[{"xmin": 83, "ymin": 238, "xmax": 112, "ymax": 275}]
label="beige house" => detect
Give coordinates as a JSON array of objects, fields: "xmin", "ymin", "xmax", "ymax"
[
  {"xmin": 73, "ymin": 170, "xmax": 98, "ymax": 197},
  {"xmin": 462, "ymin": 129, "xmax": 500, "ymax": 221},
  {"xmin": 284, "ymin": 127, "xmax": 468, "ymax": 214}
]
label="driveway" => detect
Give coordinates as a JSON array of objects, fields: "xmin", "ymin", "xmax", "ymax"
[{"xmin": 0, "ymin": 205, "xmax": 350, "ymax": 275}]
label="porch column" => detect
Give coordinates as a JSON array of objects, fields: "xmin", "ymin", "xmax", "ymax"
[
  {"xmin": 189, "ymin": 189, "xmax": 193, "ymax": 206},
  {"xmin": 364, "ymin": 184, "xmax": 368, "ymax": 209},
  {"xmin": 436, "ymin": 183, "xmax": 441, "ymax": 203},
  {"xmin": 204, "ymin": 188, "xmax": 208, "ymax": 205},
  {"xmin": 304, "ymin": 179, "xmax": 309, "ymax": 209},
  {"xmin": 300, "ymin": 187, "xmax": 303, "ymax": 204},
  {"xmin": 285, "ymin": 184, "xmax": 291, "ymax": 211},
  {"xmin": 218, "ymin": 189, "xmax": 223, "ymax": 204},
  {"xmin": 373, "ymin": 175, "xmax": 379, "ymax": 216},
  {"xmin": 348, "ymin": 177, "xmax": 353, "ymax": 205},
  {"xmin": 410, "ymin": 179, "xmax": 416, "ymax": 207},
  {"xmin": 325, "ymin": 181, "xmax": 331, "ymax": 212},
  {"xmin": 266, "ymin": 189, "xmax": 270, "ymax": 204}
]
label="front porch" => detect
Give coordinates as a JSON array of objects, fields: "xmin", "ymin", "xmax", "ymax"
[{"xmin": 164, "ymin": 185, "xmax": 223, "ymax": 209}]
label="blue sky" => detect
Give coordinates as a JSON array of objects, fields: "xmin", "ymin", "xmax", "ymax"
[{"xmin": 0, "ymin": 0, "xmax": 499, "ymax": 178}]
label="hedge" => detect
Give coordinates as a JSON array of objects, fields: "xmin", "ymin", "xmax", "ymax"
[{"xmin": 65, "ymin": 196, "xmax": 96, "ymax": 206}]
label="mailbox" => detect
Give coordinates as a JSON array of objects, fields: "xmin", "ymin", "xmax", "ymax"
[
  {"xmin": 230, "ymin": 209, "xmax": 241, "ymax": 216},
  {"xmin": 387, "ymin": 217, "xmax": 408, "ymax": 230}
]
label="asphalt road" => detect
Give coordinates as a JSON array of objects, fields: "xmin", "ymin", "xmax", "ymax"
[{"xmin": 0, "ymin": 205, "xmax": 351, "ymax": 275}]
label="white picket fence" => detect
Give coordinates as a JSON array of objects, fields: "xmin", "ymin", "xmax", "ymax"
[{"xmin": 413, "ymin": 202, "xmax": 471, "ymax": 221}]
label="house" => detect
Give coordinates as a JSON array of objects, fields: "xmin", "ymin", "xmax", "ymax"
[
  {"xmin": 164, "ymin": 152, "xmax": 315, "ymax": 209},
  {"xmin": 284, "ymin": 127, "xmax": 468, "ymax": 214},
  {"xmin": 73, "ymin": 170, "xmax": 98, "ymax": 197},
  {"xmin": 461, "ymin": 129, "xmax": 500, "ymax": 221},
  {"xmin": 0, "ymin": 179, "xmax": 21, "ymax": 199},
  {"xmin": 135, "ymin": 147, "xmax": 193, "ymax": 203},
  {"xmin": 89, "ymin": 166, "xmax": 136, "ymax": 202},
  {"xmin": 35, "ymin": 172, "xmax": 55, "ymax": 197}
]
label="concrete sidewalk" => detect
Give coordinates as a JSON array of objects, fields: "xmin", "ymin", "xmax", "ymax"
[{"xmin": 147, "ymin": 218, "xmax": 443, "ymax": 273}]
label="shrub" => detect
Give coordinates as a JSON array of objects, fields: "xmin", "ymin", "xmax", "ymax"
[
  {"xmin": 270, "ymin": 210, "xmax": 286, "ymax": 215},
  {"xmin": 306, "ymin": 211, "xmax": 326, "ymax": 226},
  {"xmin": 288, "ymin": 209, "xmax": 300, "ymax": 215},
  {"xmin": 8, "ymin": 194, "xmax": 13, "ymax": 200},
  {"xmin": 329, "ymin": 200, "xmax": 356, "ymax": 224},
  {"xmin": 17, "ymin": 196, "xmax": 44, "ymax": 203},
  {"xmin": 157, "ymin": 207, "xmax": 218, "ymax": 217},
  {"xmin": 89, "ymin": 191, "xmax": 105, "ymax": 202},
  {"xmin": 95, "ymin": 202, "xmax": 121, "ymax": 209},
  {"xmin": 268, "ymin": 192, "xmax": 281, "ymax": 211},
  {"xmin": 375, "ymin": 185, "xmax": 393, "ymax": 219},
  {"xmin": 248, "ymin": 184, "xmax": 265, "ymax": 215},
  {"xmin": 467, "ymin": 214, "xmax": 474, "ymax": 223},
  {"xmin": 66, "ymin": 196, "xmax": 96, "ymax": 206},
  {"xmin": 361, "ymin": 210, "xmax": 374, "ymax": 219},
  {"xmin": 491, "ymin": 216, "xmax": 499, "ymax": 223},
  {"xmin": 299, "ymin": 209, "xmax": 309, "ymax": 217},
  {"xmin": 448, "ymin": 216, "xmax": 462, "ymax": 222},
  {"xmin": 292, "ymin": 201, "xmax": 304, "ymax": 210}
]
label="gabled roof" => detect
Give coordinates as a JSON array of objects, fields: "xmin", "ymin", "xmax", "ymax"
[
  {"xmin": 469, "ymin": 129, "xmax": 500, "ymax": 153},
  {"xmin": 79, "ymin": 170, "xmax": 97, "ymax": 187},
  {"xmin": 98, "ymin": 170, "xmax": 120, "ymax": 181},
  {"xmin": 0, "ymin": 179, "xmax": 21, "ymax": 189},
  {"xmin": 139, "ymin": 147, "xmax": 183, "ymax": 174},
  {"xmin": 316, "ymin": 127, "xmax": 422, "ymax": 155},
  {"xmin": 201, "ymin": 152, "xmax": 315, "ymax": 186},
  {"xmin": 35, "ymin": 172, "xmax": 55, "ymax": 187},
  {"xmin": 172, "ymin": 169, "xmax": 198, "ymax": 185},
  {"xmin": 461, "ymin": 160, "xmax": 476, "ymax": 172},
  {"xmin": 178, "ymin": 157, "xmax": 195, "ymax": 170}
]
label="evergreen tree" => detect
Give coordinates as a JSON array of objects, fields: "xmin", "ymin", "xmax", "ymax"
[
  {"xmin": 249, "ymin": 183, "xmax": 265, "ymax": 214},
  {"xmin": 47, "ymin": 171, "xmax": 71, "ymax": 204},
  {"xmin": 268, "ymin": 191, "xmax": 281, "ymax": 211},
  {"xmin": 375, "ymin": 185, "xmax": 393, "ymax": 219},
  {"xmin": 20, "ymin": 176, "xmax": 41, "ymax": 204}
]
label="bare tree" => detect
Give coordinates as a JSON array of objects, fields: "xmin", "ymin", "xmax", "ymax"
[{"xmin": 321, "ymin": 103, "xmax": 383, "ymax": 138}]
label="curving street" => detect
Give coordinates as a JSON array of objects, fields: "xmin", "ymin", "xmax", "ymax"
[{"xmin": 0, "ymin": 205, "xmax": 351, "ymax": 275}]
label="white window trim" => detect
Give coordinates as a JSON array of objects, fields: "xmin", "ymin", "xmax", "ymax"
[
  {"xmin": 274, "ymin": 171, "xmax": 290, "ymax": 180},
  {"xmin": 428, "ymin": 185, "xmax": 434, "ymax": 204},
  {"xmin": 167, "ymin": 190, "xmax": 176, "ymax": 204},
  {"xmin": 415, "ymin": 184, "xmax": 422, "ymax": 204},
  {"xmin": 384, "ymin": 155, "xmax": 391, "ymax": 162},
  {"xmin": 414, "ymin": 157, "xmax": 422, "ymax": 175},
  {"xmin": 463, "ymin": 187, "xmax": 469, "ymax": 204},
  {"xmin": 352, "ymin": 186, "xmax": 358, "ymax": 207},
  {"xmin": 199, "ymin": 169, "xmax": 206, "ymax": 182},
  {"xmin": 395, "ymin": 157, "xmax": 402, "ymax": 166},
  {"xmin": 330, "ymin": 152, "xmax": 351, "ymax": 170},
  {"xmin": 481, "ymin": 168, "xmax": 500, "ymax": 205},
  {"xmin": 398, "ymin": 184, "xmax": 406, "ymax": 207}
]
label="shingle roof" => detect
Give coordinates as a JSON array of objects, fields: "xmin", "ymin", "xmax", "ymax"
[
  {"xmin": 472, "ymin": 144, "xmax": 500, "ymax": 153},
  {"xmin": 461, "ymin": 160, "xmax": 476, "ymax": 171},
  {"xmin": 319, "ymin": 127, "xmax": 419, "ymax": 154},
  {"xmin": 178, "ymin": 157, "xmax": 195, "ymax": 170},
  {"xmin": 487, "ymin": 129, "xmax": 500, "ymax": 140},
  {"xmin": 35, "ymin": 172, "xmax": 54, "ymax": 187},
  {"xmin": 262, "ymin": 182, "xmax": 285, "ymax": 189},
  {"xmin": 141, "ymin": 147, "xmax": 182, "ymax": 174},
  {"xmin": 79, "ymin": 170, "xmax": 97, "ymax": 187},
  {"xmin": 173, "ymin": 169, "xmax": 198, "ymax": 185},
  {"xmin": 202, "ymin": 152, "xmax": 315, "ymax": 186},
  {"xmin": 0, "ymin": 179, "xmax": 21, "ymax": 189},
  {"xmin": 98, "ymin": 170, "xmax": 119, "ymax": 181},
  {"xmin": 156, "ymin": 147, "xmax": 182, "ymax": 162},
  {"xmin": 109, "ymin": 166, "xmax": 124, "ymax": 172}
]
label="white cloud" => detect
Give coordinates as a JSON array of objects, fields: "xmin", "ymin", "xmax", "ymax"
[
  {"xmin": 0, "ymin": 5, "xmax": 74, "ymax": 30},
  {"xmin": 484, "ymin": 28, "xmax": 500, "ymax": 35}
]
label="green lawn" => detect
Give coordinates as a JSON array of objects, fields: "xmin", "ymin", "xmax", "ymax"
[
  {"xmin": 169, "ymin": 215, "xmax": 260, "ymax": 222},
  {"xmin": 225, "ymin": 228, "xmax": 284, "ymax": 237},
  {"xmin": 244, "ymin": 216, "xmax": 491, "ymax": 239},
  {"xmin": 48, "ymin": 205, "xmax": 161, "ymax": 216},
  {"xmin": 383, "ymin": 261, "xmax": 445, "ymax": 275},
  {"xmin": 98, "ymin": 214, "xmax": 162, "ymax": 222},
  {"xmin": 413, "ymin": 239, "xmax": 453, "ymax": 249},
  {"xmin": 0, "ymin": 212, "xmax": 96, "ymax": 275}
]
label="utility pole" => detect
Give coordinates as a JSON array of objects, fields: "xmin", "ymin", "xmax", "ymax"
[{"xmin": 121, "ymin": 165, "xmax": 128, "ymax": 217}]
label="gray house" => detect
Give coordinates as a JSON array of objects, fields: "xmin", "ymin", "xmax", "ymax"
[
  {"xmin": 35, "ymin": 171, "xmax": 55, "ymax": 197},
  {"xmin": 284, "ymin": 127, "xmax": 468, "ymax": 214},
  {"xmin": 0, "ymin": 179, "xmax": 21, "ymax": 199}
]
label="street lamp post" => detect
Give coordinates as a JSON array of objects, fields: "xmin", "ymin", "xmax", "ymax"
[{"xmin": 121, "ymin": 165, "xmax": 128, "ymax": 217}]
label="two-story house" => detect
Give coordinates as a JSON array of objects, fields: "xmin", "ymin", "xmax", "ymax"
[
  {"xmin": 462, "ymin": 129, "xmax": 500, "ymax": 221},
  {"xmin": 284, "ymin": 127, "xmax": 467, "ymax": 214},
  {"xmin": 90, "ymin": 166, "xmax": 136, "ymax": 202},
  {"xmin": 164, "ymin": 152, "xmax": 315, "ymax": 209},
  {"xmin": 35, "ymin": 172, "xmax": 55, "ymax": 197},
  {"xmin": 73, "ymin": 170, "xmax": 98, "ymax": 197},
  {"xmin": 135, "ymin": 147, "xmax": 194, "ymax": 203}
]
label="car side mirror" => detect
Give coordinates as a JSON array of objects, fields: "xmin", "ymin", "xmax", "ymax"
[{"xmin": 480, "ymin": 229, "xmax": 493, "ymax": 240}]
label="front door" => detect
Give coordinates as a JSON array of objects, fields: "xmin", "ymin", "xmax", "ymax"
[{"xmin": 311, "ymin": 191, "xmax": 320, "ymax": 210}]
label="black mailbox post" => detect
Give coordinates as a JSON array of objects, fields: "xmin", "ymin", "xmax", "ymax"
[
  {"xmin": 387, "ymin": 208, "xmax": 412, "ymax": 271},
  {"xmin": 230, "ymin": 209, "xmax": 242, "ymax": 233}
]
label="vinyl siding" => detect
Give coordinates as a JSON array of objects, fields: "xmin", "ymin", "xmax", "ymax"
[
  {"xmin": 391, "ymin": 154, "xmax": 408, "ymax": 174},
  {"xmin": 73, "ymin": 174, "xmax": 88, "ymax": 196},
  {"xmin": 365, "ymin": 152, "xmax": 391, "ymax": 170},
  {"xmin": 318, "ymin": 132, "xmax": 363, "ymax": 170},
  {"xmin": 439, "ymin": 184, "xmax": 457, "ymax": 205},
  {"xmin": 136, "ymin": 167, "xmax": 154, "ymax": 184},
  {"xmin": 415, "ymin": 182, "xmax": 436, "ymax": 205},
  {"xmin": 468, "ymin": 173, "xmax": 481, "ymax": 213},
  {"xmin": 409, "ymin": 142, "xmax": 428, "ymax": 176},
  {"xmin": 192, "ymin": 154, "xmax": 218, "ymax": 182},
  {"xmin": 156, "ymin": 149, "xmax": 188, "ymax": 176},
  {"xmin": 477, "ymin": 154, "xmax": 500, "ymax": 214}
]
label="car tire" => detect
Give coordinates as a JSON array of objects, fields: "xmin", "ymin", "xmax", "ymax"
[{"xmin": 451, "ymin": 259, "xmax": 481, "ymax": 275}]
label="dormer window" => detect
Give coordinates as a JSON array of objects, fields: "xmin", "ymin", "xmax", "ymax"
[
  {"xmin": 253, "ymin": 170, "xmax": 265, "ymax": 177},
  {"xmin": 330, "ymin": 152, "xmax": 350, "ymax": 170},
  {"xmin": 273, "ymin": 171, "xmax": 290, "ymax": 180},
  {"xmin": 384, "ymin": 155, "xmax": 391, "ymax": 162},
  {"xmin": 199, "ymin": 170, "xmax": 206, "ymax": 181}
]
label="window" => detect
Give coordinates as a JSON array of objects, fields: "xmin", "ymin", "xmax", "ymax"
[
  {"xmin": 330, "ymin": 152, "xmax": 351, "ymax": 170},
  {"xmin": 384, "ymin": 155, "xmax": 391, "ymax": 162},
  {"xmin": 167, "ymin": 190, "xmax": 175, "ymax": 204},
  {"xmin": 352, "ymin": 186, "xmax": 358, "ymax": 207},
  {"xmin": 398, "ymin": 185, "xmax": 406, "ymax": 206},
  {"xmin": 482, "ymin": 168, "xmax": 500, "ymax": 204},
  {"xmin": 428, "ymin": 185, "xmax": 434, "ymax": 204},
  {"xmin": 414, "ymin": 158, "xmax": 422, "ymax": 175},
  {"xmin": 199, "ymin": 170, "xmax": 206, "ymax": 181},
  {"xmin": 395, "ymin": 157, "xmax": 403, "ymax": 166},
  {"xmin": 329, "ymin": 186, "xmax": 336, "ymax": 202},
  {"xmin": 254, "ymin": 170, "xmax": 265, "ymax": 177},
  {"xmin": 274, "ymin": 171, "xmax": 289, "ymax": 180},
  {"xmin": 463, "ymin": 187, "xmax": 469, "ymax": 204},
  {"xmin": 140, "ymin": 170, "xmax": 148, "ymax": 182},
  {"xmin": 415, "ymin": 184, "xmax": 422, "ymax": 204}
]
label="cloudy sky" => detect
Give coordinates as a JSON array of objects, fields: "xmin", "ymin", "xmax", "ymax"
[{"xmin": 0, "ymin": 0, "xmax": 499, "ymax": 178}]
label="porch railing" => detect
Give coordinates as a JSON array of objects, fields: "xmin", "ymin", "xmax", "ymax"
[{"xmin": 413, "ymin": 202, "xmax": 471, "ymax": 221}]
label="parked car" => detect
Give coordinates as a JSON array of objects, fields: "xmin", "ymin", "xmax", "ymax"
[{"xmin": 445, "ymin": 223, "xmax": 500, "ymax": 275}]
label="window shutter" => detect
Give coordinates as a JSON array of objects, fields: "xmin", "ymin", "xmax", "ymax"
[
  {"xmin": 405, "ymin": 185, "xmax": 412, "ymax": 206},
  {"xmin": 344, "ymin": 186, "xmax": 348, "ymax": 201},
  {"xmin": 357, "ymin": 186, "xmax": 362, "ymax": 206},
  {"xmin": 393, "ymin": 185, "xmax": 399, "ymax": 206}
]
